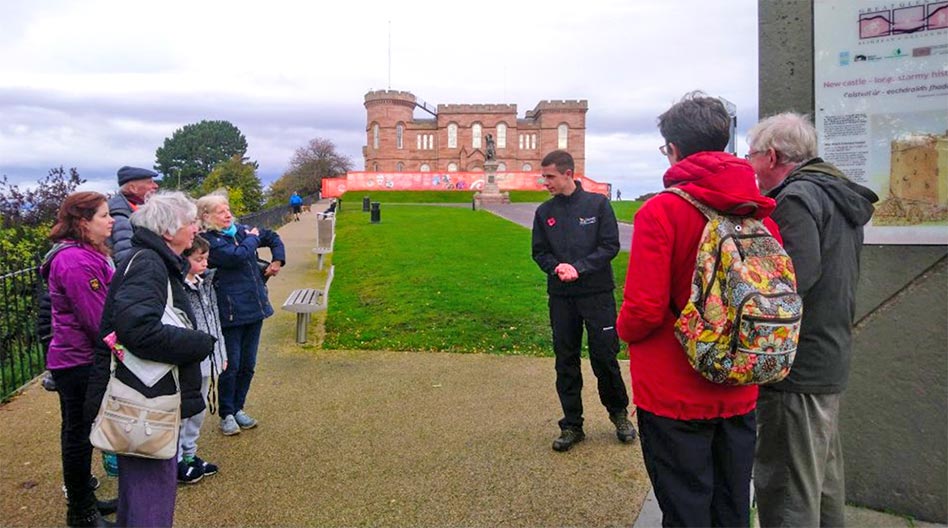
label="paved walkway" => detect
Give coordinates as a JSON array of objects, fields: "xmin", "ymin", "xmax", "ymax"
[
  {"xmin": 1, "ymin": 202, "xmax": 939, "ymax": 527},
  {"xmin": 0, "ymin": 203, "xmax": 648, "ymax": 527},
  {"xmin": 479, "ymin": 202, "xmax": 634, "ymax": 252}
]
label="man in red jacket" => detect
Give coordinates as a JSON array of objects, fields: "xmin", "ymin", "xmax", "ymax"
[{"xmin": 616, "ymin": 92, "xmax": 781, "ymax": 527}]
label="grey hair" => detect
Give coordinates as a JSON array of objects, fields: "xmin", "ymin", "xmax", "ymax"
[
  {"xmin": 195, "ymin": 191, "xmax": 230, "ymax": 231},
  {"xmin": 746, "ymin": 112, "xmax": 818, "ymax": 165},
  {"xmin": 130, "ymin": 191, "xmax": 197, "ymax": 237}
]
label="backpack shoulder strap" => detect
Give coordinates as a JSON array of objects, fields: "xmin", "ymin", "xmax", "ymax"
[{"xmin": 662, "ymin": 187, "xmax": 717, "ymax": 220}]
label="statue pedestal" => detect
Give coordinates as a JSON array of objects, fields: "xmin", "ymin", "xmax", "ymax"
[{"xmin": 474, "ymin": 160, "xmax": 509, "ymax": 208}]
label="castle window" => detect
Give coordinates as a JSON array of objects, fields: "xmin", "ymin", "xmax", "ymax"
[
  {"xmin": 428, "ymin": 134, "xmax": 435, "ymax": 150},
  {"xmin": 448, "ymin": 123, "xmax": 458, "ymax": 148},
  {"xmin": 420, "ymin": 163, "xmax": 431, "ymax": 172},
  {"xmin": 417, "ymin": 134, "xmax": 422, "ymax": 150},
  {"xmin": 522, "ymin": 163, "xmax": 532, "ymax": 171},
  {"xmin": 531, "ymin": 134, "xmax": 537, "ymax": 150},
  {"xmin": 519, "ymin": 134, "xmax": 524, "ymax": 149},
  {"xmin": 472, "ymin": 123, "xmax": 482, "ymax": 149},
  {"xmin": 372, "ymin": 123, "xmax": 380, "ymax": 149},
  {"xmin": 496, "ymin": 123, "xmax": 507, "ymax": 149},
  {"xmin": 423, "ymin": 134, "xmax": 429, "ymax": 150},
  {"xmin": 447, "ymin": 162, "xmax": 458, "ymax": 172},
  {"xmin": 374, "ymin": 163, "xmax": 380, "ymax": 171},
  {"xmin": 557, "ymin": 124, "xmax": 568, "ymax": 149},
  {"xmin": 396, "ymin": 123, "xmax": 404, "ymax": 149},
  {"xmin": 497, "ymin": 162, "xmax": 506, "ymax": 171},
  {"xmin": 396, "ymin": 162, "xmax": 404, "ymax": 172}
]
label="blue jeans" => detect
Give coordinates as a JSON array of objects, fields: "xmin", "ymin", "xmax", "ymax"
[{"xmin": 218, "ymin": 321, "xmax": 263, "ymax": 417}]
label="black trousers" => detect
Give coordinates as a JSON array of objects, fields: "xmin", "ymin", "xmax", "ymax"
[
  {"xmin": 549, "ymin": 292, "xmax": 629, "ymax": 430},
  {"xmin": 51, "ymin": 365, "xmax": 96, "ymax": 510},
  {"xmin": 637, "ymin": 408, "xmax": 756, "ymax": 528}
]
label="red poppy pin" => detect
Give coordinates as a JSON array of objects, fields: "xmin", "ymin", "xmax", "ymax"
[{"xmin": 547, "ymin": 217, "xmax": 556, "ymax": 227}]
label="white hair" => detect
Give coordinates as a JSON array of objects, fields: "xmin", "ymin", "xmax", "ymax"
[
  {"xmin": 746, "ymin": 112, "xmax": 818, "ymax": 165},
  {"xmin": 195, "ymin": 191, "xmax": 230, "ymax": 231},
  {"xmin": 130, "ymin": 191, "xmax": 196, "ymax": 237}
]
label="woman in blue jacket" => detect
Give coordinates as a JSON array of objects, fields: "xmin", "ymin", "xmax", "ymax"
[{"xmin": 196, "ymin": 193, "xmax": 286, "ymax": 436}]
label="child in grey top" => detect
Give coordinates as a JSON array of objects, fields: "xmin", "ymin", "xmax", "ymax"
[{"xmin": 177, "ymin": 236, "xmax": 227, "ymax": 484}]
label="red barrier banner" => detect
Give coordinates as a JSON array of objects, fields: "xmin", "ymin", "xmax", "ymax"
[{"xmin": 322, "ymin": 172, "xmax": 609, "ymax": 198}]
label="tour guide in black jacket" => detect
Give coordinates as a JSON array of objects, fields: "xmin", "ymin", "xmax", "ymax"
[{"xmin": 531, "ymin": 150, "xmax": 635, "ymax": 452}]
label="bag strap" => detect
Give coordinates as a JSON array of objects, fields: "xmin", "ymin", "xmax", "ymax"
[
  {"xmin": 663, "ymin": 187, "xmax": 760, "ymax": 218},
  {"xmin": 663, "ymin": 187, "xmax": 716, "ymax": 219},
  {"xmin": 114, "ymin": 250, "xmax": 180, "ymax": 391}
]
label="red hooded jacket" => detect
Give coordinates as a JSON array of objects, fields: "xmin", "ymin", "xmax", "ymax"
[{"xmin": 617, "ymin": 151, "xmax": 782, "ymax": 420}]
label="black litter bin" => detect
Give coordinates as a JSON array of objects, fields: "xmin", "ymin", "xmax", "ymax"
[
  {"xmin": 362, "ymin": 196, "xmax": 370, "ymax": 212},
  {"xmin": 370, "ymin": 202, "xmax": 381, "ymax": 223}
]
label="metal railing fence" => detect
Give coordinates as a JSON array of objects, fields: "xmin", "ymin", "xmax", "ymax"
[{"xmin": 0, "ymin": 255, "xmax": 44, "ymax": 401}]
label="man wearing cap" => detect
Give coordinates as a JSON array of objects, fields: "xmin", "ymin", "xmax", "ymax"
[{"xmin": 107, "ymin": 166, "xmax": 160, "ymax": 265}]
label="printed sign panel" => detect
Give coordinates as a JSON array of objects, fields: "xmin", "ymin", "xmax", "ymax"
[{"xmin": 815, "ymin": 0, "xmax": 948, "ymax": 244}]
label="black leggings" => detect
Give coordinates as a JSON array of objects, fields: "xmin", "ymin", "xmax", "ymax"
[{"xmin": 51, "ymin": 365, "xmax": 96, "ymax": 509}]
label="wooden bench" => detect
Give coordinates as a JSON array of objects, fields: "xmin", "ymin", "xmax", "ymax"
[
  {"xmin": 281, "ymin": 266, "xmax": 335, "ymax": 344},
  {"xmin": 312, "ymin": 214, "xmax": 336, "ymax": 271}
]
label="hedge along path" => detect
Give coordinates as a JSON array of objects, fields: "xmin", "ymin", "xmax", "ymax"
[{"xmin": 0, "ymin": 203, "xmax": 649, "ymax": 527}]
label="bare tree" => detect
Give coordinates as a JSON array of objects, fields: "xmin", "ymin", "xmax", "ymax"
[{"xmin": 269, "ymin": 138, "xmax": 352, "ymax": 206}]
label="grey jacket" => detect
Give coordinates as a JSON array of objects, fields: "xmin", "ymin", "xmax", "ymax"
[
  {"xmin": 766, "ymin": 158, "xmax": 878, "ymax": 394},
  {"xmin": 107, "ymin": 192, "xmax": 135, "ymax": 266},
  {"xmin": 184, "ymin": 270, "xmax": 227, "ymax": 378}
]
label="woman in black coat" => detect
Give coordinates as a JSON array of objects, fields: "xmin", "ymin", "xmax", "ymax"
[{"xmin": 85, "ymin": 192, "xmax": 214, "ymax": 528}]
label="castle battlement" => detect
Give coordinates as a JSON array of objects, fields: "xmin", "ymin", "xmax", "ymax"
[
  {"xmin": 437, "ymin": 103, "xmax": 518, "ymax": 114},
  {"xmin": 526, "ymin": 99, "xmax": 588, "ymax": 118},
  {"xmin": 364, "ymin": 90, "xmax": 417, "ymax": 105}
]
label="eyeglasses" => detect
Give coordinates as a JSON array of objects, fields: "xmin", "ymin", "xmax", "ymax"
[
  {"xmin": 744, "ymin": 150, "xmax": 764, "ymax": 160},
  {"xmin": 659, "ymin": 144, "xmax": 670, "ymax": 156}
]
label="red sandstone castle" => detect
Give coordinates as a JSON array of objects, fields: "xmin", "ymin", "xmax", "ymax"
[{"xmin": 363, "ymin": 90, "xmax": 588, "ymax": 174}]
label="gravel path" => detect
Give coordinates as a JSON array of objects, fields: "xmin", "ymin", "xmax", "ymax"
[{"xmin": 0, "ymin": 205, "xmax": 648, "ymax": 527}]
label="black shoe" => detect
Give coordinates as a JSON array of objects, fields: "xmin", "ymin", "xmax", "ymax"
[
  {"xmin": 191, "ymin": 455, "xmax": 218, "ymax": 476},
  {"xmin": 96, "ymin": 498, "xmax": 117, "ymax": 516},
  {"xmin": 610, "ymin": 411, "xmax": 638, "ymax": 444},
  {"xmin": 552, "ymin": 428, "xmax": 585, "ymax": 452},
  {"xmin": 67, "ymin": 504, "xmax": 114, "ymax": 527}
]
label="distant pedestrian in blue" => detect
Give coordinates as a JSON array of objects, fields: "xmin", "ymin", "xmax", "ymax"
[{"xmin": 289, "ymin": 192, "xmax": 303, "ymax": 221}]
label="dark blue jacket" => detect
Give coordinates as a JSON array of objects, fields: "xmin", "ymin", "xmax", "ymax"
[{"xmin": 201, "ymin": 224, "xmax": 286, "ymax": 328}]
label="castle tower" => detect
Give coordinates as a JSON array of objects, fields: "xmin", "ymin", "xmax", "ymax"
[{"xmin": 364, "ymin": 90, "xmax": 417, "ymax": 172}]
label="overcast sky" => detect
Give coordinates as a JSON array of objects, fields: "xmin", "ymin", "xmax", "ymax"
[{"xmin": 0, "ymin": 0, "xmax": 759, "ymax": 199}]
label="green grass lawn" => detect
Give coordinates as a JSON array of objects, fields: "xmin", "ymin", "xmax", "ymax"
[
  {"xmin": 506, "ymin": 190, "xmax": 551, "ymax": 202},
  {"xmin": 324, "ymin": 205, "xmax": 629, "ymax": 356},
  {"xmin": 611, "ymin": 200, "xmax": 645, "ymax": 223}
]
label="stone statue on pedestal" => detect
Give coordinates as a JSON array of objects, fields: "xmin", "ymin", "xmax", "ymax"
[{"xmin": 485, "ymin": 133, "xmax": 496, "ymax": 161}]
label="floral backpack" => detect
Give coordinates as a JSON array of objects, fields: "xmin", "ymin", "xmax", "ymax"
[{"xmin": 664, "ymin": 187, "xmax": 803, "ymax": 385}]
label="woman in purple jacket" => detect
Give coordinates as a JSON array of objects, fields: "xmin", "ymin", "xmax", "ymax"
[{"xmin": 41, "ymin": 192, "xmax": 115, "ymax": 527}]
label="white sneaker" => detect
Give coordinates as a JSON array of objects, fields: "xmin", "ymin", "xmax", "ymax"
[
  {"xmin": 234, "ymin": 410, "xmax": 258, "ymax": 429},
  {"xmin": 221, "ymin": 414, "xmax": 240, "ymax": 436}
]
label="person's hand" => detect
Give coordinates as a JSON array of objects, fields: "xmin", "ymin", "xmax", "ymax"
[
  {"xmin": 222, "ymin": 360, "xmax": 228, "ymax": 372},
  {"xmin": 246, "ymin": 227, "xmax": 260, "ymax": 236},
  {"xmin": 554, "ymin": 263, "xmax": 579, "ymax": 282},
  {"xmin": 265, "ymin": 261, "xmax": 282, "ymax": 277}
]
